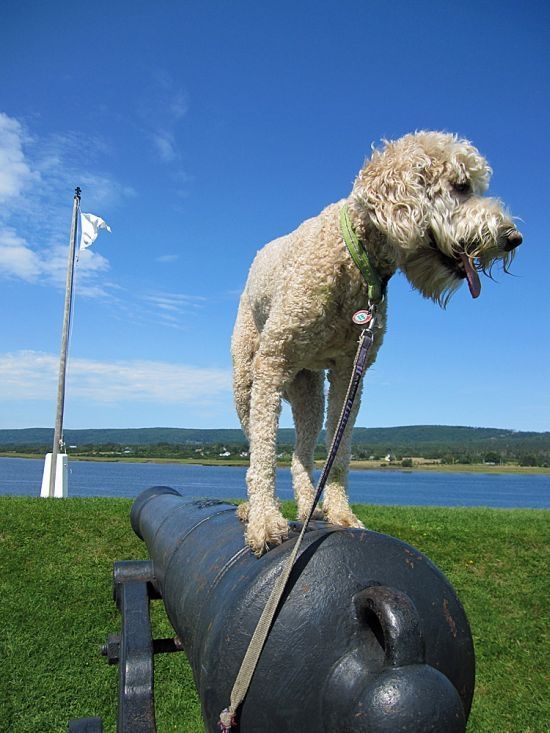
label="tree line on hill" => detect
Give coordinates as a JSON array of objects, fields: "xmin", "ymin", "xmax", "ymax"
[{"xmin": 1, "ymin": 425, "xmax": 549, "ymax": 466}]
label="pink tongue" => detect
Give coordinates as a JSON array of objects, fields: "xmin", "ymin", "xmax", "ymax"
[{"xmin": 460, "ymin": 253, "xmax": 481, "ymax": 298}]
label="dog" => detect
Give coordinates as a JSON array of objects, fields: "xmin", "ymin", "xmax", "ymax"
[{"xmin": 231, "ymin": 131, "xmax": 522, "ymax": 555}]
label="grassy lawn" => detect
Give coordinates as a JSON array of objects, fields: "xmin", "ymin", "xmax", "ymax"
[{"xmin": 1, "ymin": 497, "xmax": 548, "ymax": 732}]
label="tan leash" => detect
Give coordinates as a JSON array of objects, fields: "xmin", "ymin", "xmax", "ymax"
[{"xmin": 219, "ymin": 309, "xmax": 378, "ymax": 731}]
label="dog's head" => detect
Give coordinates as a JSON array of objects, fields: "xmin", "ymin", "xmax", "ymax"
[{"xmin": 352, "ymin": 131, "xmax": 522, "ymax": 304}]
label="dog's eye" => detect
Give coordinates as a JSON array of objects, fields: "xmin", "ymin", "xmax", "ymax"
[{"xmin": 452, "ymin": 181, "xmax": 471, "ymax": 194}]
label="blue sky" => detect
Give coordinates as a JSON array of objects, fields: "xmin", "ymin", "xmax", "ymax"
[{"xmin": 1, "ymin": 0, "xmax": 548, "ymax": 432}]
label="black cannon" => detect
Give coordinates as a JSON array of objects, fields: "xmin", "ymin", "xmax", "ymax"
[{"xmin": 70, "ymin": 485, "xmax": 475, "ymax": 732}]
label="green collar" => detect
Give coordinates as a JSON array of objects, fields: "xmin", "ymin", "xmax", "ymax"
[{"xmin": 340, "ymin": 203, "xmax": 385, "ymax": 304}]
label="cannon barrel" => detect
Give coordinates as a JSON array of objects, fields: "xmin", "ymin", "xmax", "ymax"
[{"xmin": 128, "ymin": 486, "xmax": 475, "ymax": 732}]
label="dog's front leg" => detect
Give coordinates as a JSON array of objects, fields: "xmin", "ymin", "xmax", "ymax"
[
  {"xmin": 237, "ymin": 355, "xmax": 290, "ymax": 556},
  {"xmin": 322, "ymin": 362, "xmax": 365, "ymax": 529}
]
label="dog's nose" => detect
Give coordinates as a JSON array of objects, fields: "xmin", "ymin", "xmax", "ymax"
[{"xmin": 503, "ymin": 230, "xmax": 523, "ymax": 251}]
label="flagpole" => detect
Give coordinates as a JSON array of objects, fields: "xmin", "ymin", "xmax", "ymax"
[{"xmin": 47, "ymin": 187, "xmax": 81, "ymax": 498}]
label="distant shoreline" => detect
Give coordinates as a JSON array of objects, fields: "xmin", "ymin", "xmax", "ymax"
[{"xmin": 1, "ymin": 453, "xmax": 548, "ymax": 475}]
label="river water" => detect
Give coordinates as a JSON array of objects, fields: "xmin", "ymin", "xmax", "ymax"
[{"xmin": 0, "ymin": 457, "xmax": 548, "ymax": 508}]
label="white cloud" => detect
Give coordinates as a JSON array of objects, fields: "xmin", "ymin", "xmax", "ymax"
[
  {"xmin": 145, "ymin": 291, "xmax": 205, "ymax": 308},
  {"xmin": 152, "ymin": 131, "xmax": 178, "ymax": 162},
  {"xmin": 141, "ymin": 290, "xmax": 206, "ymax": 327},
  {"xmin": 0, "ymin": 111, "xmax": 133, "ymax": 297},
  {"xmin": 139, "ymin": 74, "xmax": 188, "ymax": 167},
  {"xmin": 0, "ymin": 350, "xmax": 231, "ymax": 405},
  {"xmin": 0, "ymin": 113, "xmax": 40, "ymax": 201},
  {"xmin": 167, "ymin": 89, "xmax": 188, "ymax": 121},
  {"xmin": 0, "ymin": 227, "xmax": 42, "ymax": 280},
  {"xmin": 156, "ymin": 254, "xmax": 180, "ymax": 263},
  {"xmin": 0, "ymin": 111, "xmax": 200, "ymax": 330},
  {"xmin": 79, "ymin": 171, "xmax": 137, "ymax": 207},
  {"xmin": 0, "ymin": 224, "xmax": 113, "ymax": 294}
]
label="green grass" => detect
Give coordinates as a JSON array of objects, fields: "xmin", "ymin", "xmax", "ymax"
[{"xmin": 1, "ymin": 498, "xmax": 548, "ymax": 732}]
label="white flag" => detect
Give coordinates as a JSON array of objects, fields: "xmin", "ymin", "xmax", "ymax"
[{"xmin": 79, "ymin": 212, "xmax": 111, "ymax": 250}]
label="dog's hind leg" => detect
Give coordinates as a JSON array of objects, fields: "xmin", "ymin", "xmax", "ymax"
[
  {"xmin": 285, "ymin": 369, "xmax": 325, "ymax": 521},
  {"xmin": 322, "ymin": 362, "xmax": 365, "ymax": 528},
  {"xmin": 231, "ymin": 294, "xmax": 259, "ymax": 438}
]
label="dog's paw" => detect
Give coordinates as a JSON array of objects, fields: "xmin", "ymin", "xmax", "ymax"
[
  {"xmin": 236, "ymin": 501, "xmax": 250, "ymax": 522},
  {"xmin": 295, "ymin": 490, "xmax": 324, "ymax": 522},
  {"xmin": 323, "ymin": 506, "xmax": 365, "ymax": 529},
  {"xmin": 244, "ymin": 505, "xmax": 289, "ymax": 557},
  {"xmin": 296, "ymin": 504, "xmax": 324, "ymax": 522}
]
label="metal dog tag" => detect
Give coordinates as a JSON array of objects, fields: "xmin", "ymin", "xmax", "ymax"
[{"xmin": 352, "ymin": 310, "xmax": 372, "ymax": 325}]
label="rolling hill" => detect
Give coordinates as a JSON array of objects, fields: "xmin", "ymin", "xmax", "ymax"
[{"xmin": 1, "ymin": 425, "xmax": 548, "ymax": 456}]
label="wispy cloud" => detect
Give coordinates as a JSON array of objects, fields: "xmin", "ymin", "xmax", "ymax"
[
  {"xmin": 142, "ymin": 290, "xmax": 206, "ymax": 328},
  {"xmin": 0, "ymin": 227, "xmax": 42, "ymax": 281},
  {"xmin": 156, "ymin": 254, "xmax": 180, "ymax": 263},
  {"xmin": 138, "ymin": 73, "xmax": 192, "ymax": 196},
  {"xmin": 0, "ymin": 113, "xmax": 41, "ymax": 200},
  {"xmin": 139, "ymin": 72, "xmax": 188, "ymax": 165},
  {"xmin": 152, "ymin": 131, "xmax": 178, "ymax": 163},
  {"xmin": 145, "ymin": 291, "xmax": 206, "ymax": 308},
  {"xmin": 0, "ymin": 111, "xmax": 202, "ymax": 328},
  {"xmin": 0, "ymin": 111, "xmax": 133, "ymax": 296},
  {"xmin": 0, "ymin": 221, "xmax": 114, "ymax": 297},
  {"xmin": 0, "ymin": 350, "xmax": 231, "ymax": 405}
]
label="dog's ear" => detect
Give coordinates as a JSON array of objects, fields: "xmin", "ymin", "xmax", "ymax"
[{"xmin": 352, "ymin": 138, "xmax": 431, "ymax": 249}]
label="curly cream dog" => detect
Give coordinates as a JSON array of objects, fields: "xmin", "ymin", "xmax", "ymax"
[{"xmin": 232, "ymin": 131, "xmax": 522, "ymax": 555}]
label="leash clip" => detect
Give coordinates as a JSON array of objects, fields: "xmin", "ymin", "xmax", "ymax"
[
  {"xmin": 365, "ymin": 312, "xmax": 376, "ymax": 334},
  {"xmin": 366, "ymin": 302, "xmax": 377, "ymax": 332}
]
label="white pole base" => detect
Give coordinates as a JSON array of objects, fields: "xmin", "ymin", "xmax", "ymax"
[{"xmin": 40, "ymin": 453, "xmax": 69, "ymax": 498}]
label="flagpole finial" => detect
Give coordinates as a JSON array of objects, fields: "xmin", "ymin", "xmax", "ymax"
[{"xmin": 74, "ymin": 187, "xmax": 81, "ymax": 200}]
